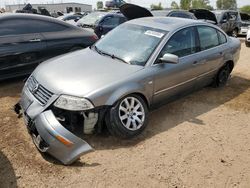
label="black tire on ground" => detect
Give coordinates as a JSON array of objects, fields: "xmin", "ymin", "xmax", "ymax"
[
  {"xmin": 213, "ymin": 63, "xmax": 231, "ymax": 88},
  {"xmin": 105, "ymin": 94, "xmax": 149, "ymax": 139},
  {"xmin": 246, "ymin": 41, "xmax": 250, "ymax": 47}
]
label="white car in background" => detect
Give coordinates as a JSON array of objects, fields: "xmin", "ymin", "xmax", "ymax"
[{"xmin": 246, "ymin": 27, "xmax": 250, "ymax": 47}]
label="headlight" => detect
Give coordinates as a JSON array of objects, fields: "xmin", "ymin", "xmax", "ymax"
[{"xmin": 54, "ymin": 95, "xmax": 94, "ymax": 111}]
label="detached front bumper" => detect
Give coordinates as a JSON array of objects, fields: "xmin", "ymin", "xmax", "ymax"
[
  {"xmin": 16, "ymin": 84, "xmax": 94, "ymax": 165},
  {"xmin": 33, "ymin": 110, "xmax": 93, "ymax": 165}
]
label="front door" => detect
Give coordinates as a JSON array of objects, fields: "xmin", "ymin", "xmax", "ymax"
[{"xmin": 152, "ymin": 27, "xmax": 202, "ymax": 105}]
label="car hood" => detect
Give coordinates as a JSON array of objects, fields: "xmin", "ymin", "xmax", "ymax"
[
  {"xmin": 33, "ymin": 48, "xmax": 143, "ymax": 97},
  {"xmin": 120, "ymin": 3, "xmax": 153, "ymax": 20},
  {"xmin": 189, "ymin": 9, "xmax": 217, "ymax": 24}
]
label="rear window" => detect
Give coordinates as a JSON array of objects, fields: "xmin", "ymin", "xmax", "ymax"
[
  {"xmin": 197, "ymin": 26, "xmax": 219, "ymax": 50},
  {"xmin": 218, "ymin": 31, "xmax": 227, "ymax": 44}
]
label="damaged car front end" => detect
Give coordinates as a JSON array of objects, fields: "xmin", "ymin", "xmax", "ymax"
[{"xmin": 15, "ymin": 75, "xmax": 108, "ymax": 165}]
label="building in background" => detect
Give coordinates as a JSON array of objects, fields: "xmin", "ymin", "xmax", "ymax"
[{"xmin": 5, "ymin": 3, "xmax": 92, "ymax": 13}]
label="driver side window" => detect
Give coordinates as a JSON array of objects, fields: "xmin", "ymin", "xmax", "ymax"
[{"xmin": 158, "ymin": 27, "xmax": 198, "ymax": 58}]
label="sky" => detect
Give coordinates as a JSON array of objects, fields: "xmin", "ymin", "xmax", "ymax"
[{"xmin": 0, "ymin": 0, "xmax": 249, "ymax": 9}]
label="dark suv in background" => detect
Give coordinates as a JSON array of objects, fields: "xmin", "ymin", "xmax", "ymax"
[
  {"xmin": 77, "ymin": 11, "xmax": 127, "ymax": 38},
  {"xmin": 213, "ymin": 10, "xmax": 241, "ymax": 37}
]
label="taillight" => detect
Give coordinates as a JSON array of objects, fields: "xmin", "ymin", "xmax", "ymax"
[{"xmin": 91, "ymin": 35, "xmax": 99, "ymax": 41}]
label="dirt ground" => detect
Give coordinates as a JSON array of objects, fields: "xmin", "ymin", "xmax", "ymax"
[{"xmin": 0, "ymin": 40, "xmax": 250, "ymax": 188}]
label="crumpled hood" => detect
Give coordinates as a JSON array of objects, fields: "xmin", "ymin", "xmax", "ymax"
[{"xmin": 33, "ymin": 48, "xmax": 143, "ymax": 97}]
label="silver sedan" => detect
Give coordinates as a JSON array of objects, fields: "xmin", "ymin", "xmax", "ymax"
[{"xmin": 16, "ymin": 17, "xmax": 241, "ymax": 164}]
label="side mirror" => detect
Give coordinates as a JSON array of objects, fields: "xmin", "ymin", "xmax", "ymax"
[{"xmin": 158, "ymin": 53, "xmax": 179, "ymax": 64}]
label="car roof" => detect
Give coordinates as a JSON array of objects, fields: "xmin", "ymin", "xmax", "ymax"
[
  {"xmin": 0, "ymin": 13, "xmax": 79, "ymax": 29},
  {"xmin": 127, "ymin": 17, "xmax": 202, "ymax": 31},
  {"xmin": 213, "ymin": 10, "xmax": 238, "ymax": 14}
]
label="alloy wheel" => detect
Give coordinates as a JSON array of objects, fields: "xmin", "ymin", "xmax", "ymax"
[{"xmin": 118, "ymin": 97, "xmax": 145, "ymax": 131}]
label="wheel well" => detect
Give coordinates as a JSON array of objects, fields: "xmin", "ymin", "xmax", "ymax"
[
  {"xmin": 225, "ymin": 60, "xmax": 234, "ymax": 73},
  {"xmin": 131, "ymin": 92, "xmax": 150, "ymax": 108}
]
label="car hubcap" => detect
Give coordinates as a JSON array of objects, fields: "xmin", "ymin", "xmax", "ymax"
[{"xmin": 118, "ymin": 97, "xmax": 145, "ymax": 131}]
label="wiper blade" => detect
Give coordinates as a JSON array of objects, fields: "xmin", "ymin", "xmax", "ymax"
[
  {"xmin": 93, "ymin": 45, "xmax": 103, "ymax": 55},
  {"xmin": 110, "ymin": 54, "xmax": 130, "ymax": 64},
  {"xmin": 93, "ymin": 46, "xmax": 129, "ymax": 64}
]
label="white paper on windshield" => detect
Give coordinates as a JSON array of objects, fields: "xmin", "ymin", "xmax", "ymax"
[{"xmin": 144, "ymin": 30, "xmax": 164, "ymax": 38}]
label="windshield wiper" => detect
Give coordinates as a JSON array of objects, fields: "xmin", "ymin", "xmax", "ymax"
[
  {"xmin": 110, "ymin": 54, "xmax": 130, "ymax": 64},
  {"xmin": 93, "ymin": 45, "xmax": 103, "ymax": 55},
  {"xmin": 93, "ymin": 45, "xmax": 129, "ymax": 64}
]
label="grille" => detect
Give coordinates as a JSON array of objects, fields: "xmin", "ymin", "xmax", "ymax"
[{"xmin": 27, "ymin": 76, "xmax": 53, "ymax": 106}]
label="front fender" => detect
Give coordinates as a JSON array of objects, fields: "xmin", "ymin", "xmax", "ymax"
[{"xmin": 105, "ymin": 82, "xmax": 151, "ymax": 106}]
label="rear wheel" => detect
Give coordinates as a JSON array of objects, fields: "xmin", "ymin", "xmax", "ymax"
[
  {"xmin": 213, "ymin": 64, "xmax": 231, "ymax": 87},
  {"xmin": 106, "ymin": 94, "xmax": 149, "ymax": 139}
]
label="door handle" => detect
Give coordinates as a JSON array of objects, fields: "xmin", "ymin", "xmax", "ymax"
[
  {"xmin": 193, "ymin": 60, "xmax": 206, "ymax": 66},
  {"xmin": 29, "ymin": 38, "xmax": 41, "ymax": 42}
]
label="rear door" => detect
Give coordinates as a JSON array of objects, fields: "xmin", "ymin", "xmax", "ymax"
[
  {"xmin": 0, "ymin": 18, "xmax": 46, "ymax": 79},
  {"xmin": 194, "ymin": 25, "xmax": 226, "ymax": 88},
  {"xmin": 39, "ymin": 21, "xmax": 77, "ymax": 59}
]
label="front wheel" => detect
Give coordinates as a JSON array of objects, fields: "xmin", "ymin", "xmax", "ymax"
[{"xmin": 106, "ymin": 94, "xmax": 149, "ymax": 139}]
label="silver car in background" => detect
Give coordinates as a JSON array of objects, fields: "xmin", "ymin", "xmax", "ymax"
[{"xmin": 16, "ymin": 17, "xmax": 241, "ymax": 164}]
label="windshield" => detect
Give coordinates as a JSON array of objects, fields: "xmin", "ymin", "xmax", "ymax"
[
  {"xmin": 94, "ymin": 23, "xmax": 167, "ymax": 66},
  {"xmin": 78, "ymin": 12, "xmax": 106, "ymax": 25}
]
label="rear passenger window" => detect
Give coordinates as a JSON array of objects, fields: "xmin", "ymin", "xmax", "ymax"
[
  {"xmin": 197, "ymin": 26, "xmax": 219, "ymax": 50},
  {"xmin": 0, "ymin": 19, "xmax": 68, "ymax": 36},
  {"xmin": 218, "ymin": 31, "xmax": 227, "ymax": 44}
]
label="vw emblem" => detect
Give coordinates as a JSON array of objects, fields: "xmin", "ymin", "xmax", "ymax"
[{"xmin": 32, "ymin": 84, "xmax": 39, "ymax": 94}]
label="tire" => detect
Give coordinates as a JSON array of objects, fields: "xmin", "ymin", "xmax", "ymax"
[
  {"xmin": 231, "ymin": 29, "xmax": 238, "ymax": 38},
  {"xmin": 105, "ymin": 94, "xmax": 149, "ymax": 139},
  {"xmin": 213, "ymin": 64, "xmax": 231, "ymax": 88}
]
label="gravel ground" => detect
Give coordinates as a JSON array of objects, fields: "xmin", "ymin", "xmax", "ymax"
[{"xmin": 0, "ymin": 40, "xmax": 250, "ymax": 188}]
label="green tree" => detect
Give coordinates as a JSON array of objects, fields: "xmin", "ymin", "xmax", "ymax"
[
  {"xmin": 151, "ymin": 2, "xmax": 163, "ymax": 10},
  {"xmin": 97, "ymin": 1, "xmax": 104, "ymax": 9},
  {"xmin": 180, "ymin": 0, "xmax": 192, "ymax": 10},
  {"xmin": 241, "ymin": 5, "xmax": 250, "ymax": 14},
  {"xmin": 171, "ymin": 1, "xmax": 179, "ymax": 9},
  {"xmin": 216, "ymin": 0, "xmax": 237, "ymax": 10},
  {"xmin": 192, "ymin": 0, "xmax": 213, "ymax": 10}
]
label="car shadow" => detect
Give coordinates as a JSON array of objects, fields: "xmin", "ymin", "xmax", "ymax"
[
  {"xmin": 0, "ymin": 150, "xmax": 17, "ymax": 188},
  {"xmin": 84, "ymin": 75, "xmax": 250, "ymax": 150}
]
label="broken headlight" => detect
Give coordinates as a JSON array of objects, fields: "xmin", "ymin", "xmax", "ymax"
[{"xmin": 54, "ymin": 95, "xmax": 94, "ymax": 111}]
